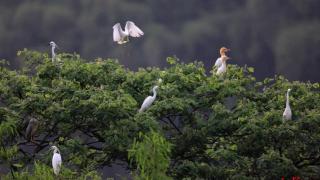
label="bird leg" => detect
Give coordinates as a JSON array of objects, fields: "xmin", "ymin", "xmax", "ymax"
[{"xmin": 119, "ymin": 36, "xmax": 129, "ymax": 44}]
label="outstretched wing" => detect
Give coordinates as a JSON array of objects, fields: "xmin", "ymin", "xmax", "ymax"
[
  {"xmin": 125, "ymin": 21, "xmax": 144, "ymax": 38},
  {"xmin": 113, "ymin": 23, "xmax": 123, "ymax": 42}
]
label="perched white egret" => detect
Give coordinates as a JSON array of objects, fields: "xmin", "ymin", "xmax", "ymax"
[
  {"xmin": 139, "ymin": 86, "xmax": 159, "ymax": 113},
  {"xmin": 214, "ymin": 47, "xmax": 231, "ymax": 68},
  {"xmin": 49, "ymin": 41, "xmax": 58, "ymax": 62},
  {"xmin": 25, "ymin": 117, "xmax": 39, "ymax": 142},
  {"xmin": 113, "ymin": 21, "xmax": 144, "ymax": 44},
  {"xmin": 50, "ymin": 146, "xmax": 62, "ymax": 175},
  {"xmin": 283, "ymin": 88, "xmax": 292, "ymax": 121},
  {"xmin": 216, "ymin": 56, "xmax": 231, "ymax": 75}
]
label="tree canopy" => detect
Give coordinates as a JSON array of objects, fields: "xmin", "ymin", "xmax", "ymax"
[{"xmin": 0, "ymin": 49, "xmax": 319, "ymax": 179}]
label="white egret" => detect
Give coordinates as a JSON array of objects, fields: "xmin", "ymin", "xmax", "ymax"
[
  {"xmin": 49, "ymin": 41, "xmax": 58, "ymax": 62},
  {"xmin": 139, "ymin": 86, "xmax": 159, "ymax": 113},
  {"xmin": 216, "ymin": 56, "xmax": 231, "ymax": 75},
  {"xmin": 25, "ymin": 117, "xmax": 39, "ymax": 142},
  {"xmin": 113, "ymin": 21, "xmax": 144, "ymax": 44},
  {"xmin": 282, "ymin": 88, "xmax": 292, "ymax": 121},
  {"xmin": 51, "ymin": 146, "xmax": 62, "ymax": 175},
  {"xmin": 214, "ymin": 47, "xmax": 231, "ymax": 68}
]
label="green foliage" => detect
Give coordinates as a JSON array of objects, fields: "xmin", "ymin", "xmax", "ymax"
[
  {"xmin": 128, "ymin": 131, "xmax": 172, "ymax": 180},
  {"xmin": 0, "ymin": 50, "xmax": 319, "ymax": 179},
  {"xmin": 0, "ymin": 108, "xmax": 19, "ymax": 173},
  {"xmin": 3, "ymin": 161, "xmax": 102, "ymax": 180}
]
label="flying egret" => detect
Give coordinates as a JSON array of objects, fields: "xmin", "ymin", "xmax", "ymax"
[
  {"xmin": 216, "ymin": 56, "xmax": 231, "ymax": 75},
  {"xmin": 49, "ymin": 41, "xmax": 58, "ymax": 62},
  {"xmin": 139, "ymin": 86, "xmax": 159, "ymax": 113},
  {"xmin": 25, "ymin": 117, "xmax": 39, "ymax": 143},
  {"xmin": 282, "ymin": 88, "xmax": 292, "ymax": 121},
  {"xmin": 214, "ymin": 47, "xmax": 231, "ymax": 68},
  {"xmin": 51, "ymin": 146, "xmax": 62, "ymax": 175},
  {"xmin": 113, "ymin": 21, "xmax": 144, "ymax": 44}
]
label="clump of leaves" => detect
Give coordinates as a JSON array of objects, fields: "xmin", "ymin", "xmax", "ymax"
[{"xmin": 128, "ymin": 130, "xmax": 172, "ymax": 180}]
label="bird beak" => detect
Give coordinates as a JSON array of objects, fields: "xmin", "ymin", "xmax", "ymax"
[{"xmin": 227, "ymin": 49, "xmax": 231, "ymax": 51}]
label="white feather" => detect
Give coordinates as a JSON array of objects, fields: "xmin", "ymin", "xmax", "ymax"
[
  {"xmin": 139, "ymin": 86, "xmax": 158, "ymax": 113},
  {"xmin": 50, "ymin": 41, "xmax": 58, "ymax": 62},
  {"xmin": 283, "ymin": 107, "xmax": 292, "ymax": 121},
  {"xmin": 52, "ymin": 153, "xmax": 62, "ymax": 175},
  {"xmin": 125, "ymin": 21, "xmax": 144, "ymax": 37},
  {"xmin": 216, "ymin": 63, "xmax": 226, "ymax": 75},
  {"xmin": 283, "ymin": 89, "xmax": 292, "ymax": 121},
  {"xmin": 139, "ymin": 96, "xmax": 155, "ymax": 113},
  {"xmin": 112, "ymin": 21, "xmax": 143, "ymax": 44},
  {"xmin": 216, "ymin": 56, "xmax": 230, "ymax": 75},
  {"xmin": 113, "ymin": 23, "xmax": 123, "ymax": 42},
  {"xmin": 214, "ymin": 57, "xmax": 222, "ymax": 68},
  {"xmin": 51, "ymin": 146, "xmax": 62, "ymax": 175}
]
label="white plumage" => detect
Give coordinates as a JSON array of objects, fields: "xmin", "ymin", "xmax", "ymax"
[
  {"xmin": 283, "ymin": 88, "xmax": 292, "ymax": 121},
  {"xmin": 214, "ymin": 47, "xmax": 230, "ymax": 68},
  {"xmin": 216, "ymin": 56, "xmax": 231, "ymax": 75},
  {"xmin": 49, "ymin": 41, "xmax": 58, "ymax": 62},
  {"xmin": 139, "ymin": 86, "xmax": 159, "ymax": 113},
  {"xmin": 113, "ymin": 21, "xmax": 144, "ymax": 44},
  {"xmin": 51, "ymin": 146, "xmax": 62, "ymax": 175},
  {"xmin": 214, "ymin": 57, "xmax": 223, "ymax": 68}
]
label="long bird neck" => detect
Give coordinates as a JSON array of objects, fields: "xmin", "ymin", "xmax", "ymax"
[
  {"xmin": 54, "ymin": 148, "xmax": 60, "ymax": 154},
  {"xmin": 152, "ymin": 88, "xmax": 157, "ymax": 98},
  {"xmin": 286, "ymin": 91, "xmax": 290, "ymax": 107},
  {"xmin": 51, "ymin": 47, "xmax": 56, "ymax": 58}
]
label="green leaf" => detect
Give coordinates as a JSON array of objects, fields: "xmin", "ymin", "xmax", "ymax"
[
  {"xmin": 248, "ymin": 67, "xmax": 254, "ymax": 73},
  {"xmin": 12, "ymin": 163, "xmax": 24, "ymax": 168}
]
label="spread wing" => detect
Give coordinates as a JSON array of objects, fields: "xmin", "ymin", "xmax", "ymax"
[
  {"xmin": 113, "ymin": 23, "xmax": 123, "ymax": 42},
  {"xmin": 125, "ymin": 21, "xmax": 144, "ymax": 38}
]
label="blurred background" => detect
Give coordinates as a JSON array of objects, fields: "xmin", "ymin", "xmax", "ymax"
[{"xmin": 0, "ymin": 0, "xmax": 319, "ymax": 81}]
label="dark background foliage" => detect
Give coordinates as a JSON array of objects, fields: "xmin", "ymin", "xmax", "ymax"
[{"xmin": 0, "ymin": 0, "xmax": 319, "ymax": 81}]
